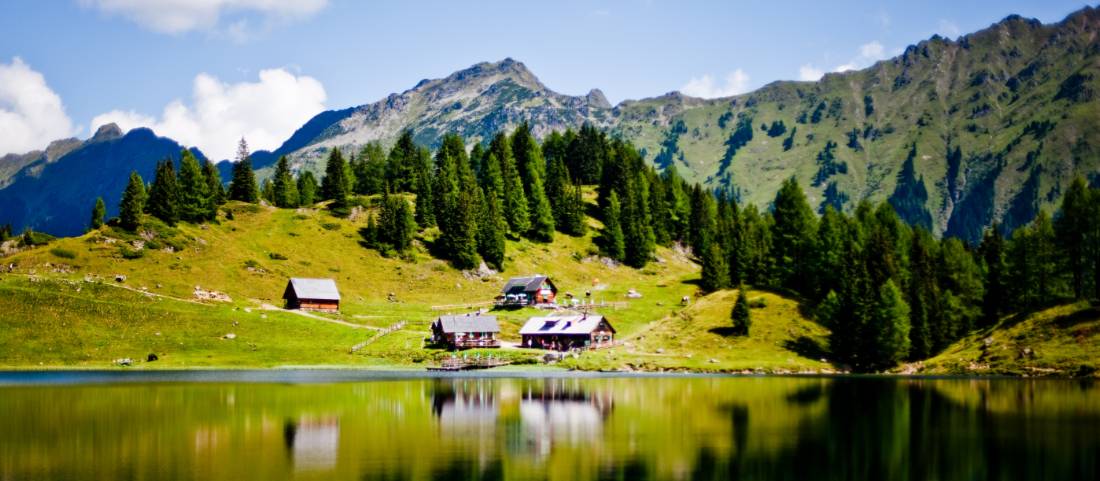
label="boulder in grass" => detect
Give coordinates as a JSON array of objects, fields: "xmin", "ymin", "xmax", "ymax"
[
  {"xmin": 147, "ymin": 353, "xmax": 159, "ymax": 362},
  {"xmin": 115, "ymin": 358, "xmax": 133, "ymax": 366}
]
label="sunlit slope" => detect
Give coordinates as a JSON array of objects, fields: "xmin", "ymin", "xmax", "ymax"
[{"xmin": 917, "ymin": 302, "xmax": 1100, "ymax": 377}]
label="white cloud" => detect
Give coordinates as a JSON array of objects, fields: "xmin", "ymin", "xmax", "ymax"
[
  {"xmin": 80, "ymin": 0, "xmax": 328, "ymax": 34},
  {"xmin": 92, "ymin": 68, "xmax": 326, "ymax": 161},
  {"xmin": 679, "ymin": 69, "xmax": 751, "ymax": 99},
  {"xmin": 937, "ymin": 19, "xmax": 961, "ymax": 38},
  {"xmin": 798, "ymin": 65, "xmax": 824, "ymax": 82},
  {"xmin": 0, "ymin": 57, "xmax": 76, "ymax": 155},
  {"xmin": 799, "ymin": 41, "xmax": 891, "ymax": 80}
]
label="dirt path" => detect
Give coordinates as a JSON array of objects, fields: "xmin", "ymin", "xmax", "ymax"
[{"xmin": 258, "ymin": 303, "xmax": 383, "ymax": 330}]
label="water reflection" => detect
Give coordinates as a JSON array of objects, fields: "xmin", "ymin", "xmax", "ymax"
[{"xmin": 0, "ymin": 376, "xmax": 1096, "ymax": 480}]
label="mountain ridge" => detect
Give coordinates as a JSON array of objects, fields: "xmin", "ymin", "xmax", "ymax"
[{"xmin": 2, "ymin": 6, "xmax": 1099, "ymax": 240}]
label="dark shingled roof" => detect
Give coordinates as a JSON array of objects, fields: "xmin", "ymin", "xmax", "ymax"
[
  {"xmin": 435, "ymin": 315, "xmax": 500, "ymax": 334},
  {"xmin": 500, "ymin": 275, "xmax": 553, "ymax": 296}
]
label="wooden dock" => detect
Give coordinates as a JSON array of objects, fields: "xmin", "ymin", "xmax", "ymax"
[{"xmin": 427, "ymin": 357, "xmax": 511, "ymax": 371}]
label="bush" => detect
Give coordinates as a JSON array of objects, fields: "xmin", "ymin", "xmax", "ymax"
[
  {"xmin": 269, "ymin": 252, "xmax": 288, "ymax": 260},
  {"xmin": 321, "ymin": 222, "xmax": 341, "ymax": 231},
  {"xmin": 49, "ymin": 247, "xmax": 77, "ymax": 259},
  {"xmin": 243, "ymin": 259, "xmax": 262, "ymax": 269},
  {"xmin": 119, "ymin": 246, "xmax": 145, "ymax": 260},
  {"xmin": 749, "ymin": 297, "xmax": 768, "ymax": 308},
  {"xmin": 19, "ymin": 230, "xmax": 54, "ymax": 247}
]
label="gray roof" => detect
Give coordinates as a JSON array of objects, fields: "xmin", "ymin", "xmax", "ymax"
[
  {"xmin": 435, "ymin": 315, "xmax": 500, "ymax": 333},
  {"xmin": 519, "ymin": 314, "xmax": 614, "ymax": 336},
  {"xmin": 500, "ymin": 275, "xmax": 553, "ymax": 296},
  {"xmin": 284, "ymin": 278, "xmax": 341, "ymax": 301}
]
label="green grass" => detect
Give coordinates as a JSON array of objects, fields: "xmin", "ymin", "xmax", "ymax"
[{"xmin": 917, "ymin": 302, "xmax": 1100, "ymax": 377}]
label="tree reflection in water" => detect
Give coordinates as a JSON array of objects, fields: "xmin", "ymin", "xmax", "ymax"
[{"xmin": 0, "ymin": 376, "xmax": 1095, "ymax": 480}]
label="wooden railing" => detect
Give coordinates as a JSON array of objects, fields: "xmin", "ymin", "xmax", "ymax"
[{"xmin": 451, "ymin": 339, "xmax": 501, "ymax": 348}]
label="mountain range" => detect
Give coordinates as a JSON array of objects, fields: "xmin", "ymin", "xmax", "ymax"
[{"xmin": 2, "ymin": 6, "xmax": 1098, "ymax": 240}]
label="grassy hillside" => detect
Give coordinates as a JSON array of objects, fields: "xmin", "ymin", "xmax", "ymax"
[
  {"xmin": 0, "ymin": 196, "xmax": 846, "ymax": 370},
  {"xmin": 915, "ymin": 301, "xmax": 1100, "ymax": 377}
]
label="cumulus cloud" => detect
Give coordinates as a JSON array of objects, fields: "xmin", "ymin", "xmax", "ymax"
[
  {"xmin": 799, "ymin": 65, "xmax": 825, "ymax": 82},
  {"xmin": 800, "ymin": 41, "xmax": 890, "ymax": 80},
  {"xmin": 80, "ymin": 0, "xmax": 328, "ymax": 35},
  {"xmin": 92, "ymin": 68, "xmax": 326, "ymax": 161},
  {"xmin": 679, "ymin": 69, "xmax": 751, "ymax": 99},
  {"xmin": 0, "ymin": 57, "xmax": 76, "ymax": 155}
]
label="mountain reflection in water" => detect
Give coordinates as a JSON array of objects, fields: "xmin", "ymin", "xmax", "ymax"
[{"xmin": 0, "ymin": 375, "xmax": 1096, "ymax": 480}]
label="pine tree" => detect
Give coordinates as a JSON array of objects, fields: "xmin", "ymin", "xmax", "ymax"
[
  {"xmin": 731, "ymin": 286, "xmax": 751, "ymax": 336},
  {"xmin": 202, "ymin": 160, "xmax": 225, "ymax": 210},
  {"xmin": 321, "ymin": 148, "xmax": 349, "ymax": 210},
  {"xmin": 297, "ymin": 171, "xmax": 318, "ymax": 206},
  {"xmin": 119, "ymin": 172, "xmax": 146, "ymax": 231},
  {"xmin": 527, "ymin": 168, "xmax": 555, "ymax": 242},
  {"xmin": 378, "ymin": 193, "xmax": 416, "ymax": 253},
  {"xmin": 979, "ymin": 224, "xmax": 1007, "ymax": 325},
  {"xmin": 272, "ymin": 156, "xmax": 299, "ymax": 208},
  {"xmin": 146, "ymin": 158, "xmax": 180, "ymax": 226},
  {"xmin": 1055, "ymin": 177, "xmax": 1091, "ymax": 299},
  {"xmin": 906, "ymin": 228, "xmax": 938, "ymax": 359},
  {"xmin": 414, "ymin": 168, "xmax": 435, "ymax": 228},
  {"xmin": 260, "ymin": 179, "xmax": 275, "ymax": 204},
  {"xmin": 560, "ymin": 183, "xmax": 588, "ymax": 236},
  {"xmin": 867, "ymin": 280, "xmax": 911, "ymax": 371},
  {"xmin": 478, "ymin": 189, "xmax": 508, "ymax": 270},
  {"xmin": 621, "ymin": 173, "xmax": 655, "ymax": 268},
  {"xmin": 177, "ymin": 150, "xmax": 210, "ymax": 223},
  {"xmin": 601, "ymin": 191, "xmax": 625, "ymax": 260},
  {"xmin": 770, "ymin": 177, "xmax": 816, "ymax": 292},
  {"xmin": 496, "ymin": 134, "xmax": 530, "ymax": 235},
  {"xmin": 701, "ymin": 243, "xmax": 730, "ymax": 293},
  {"xmin": 386, "ymin": 130, "xmax": 420, "ymax": 192},
  {"xmin": 354, "ymin": 142, "xmax": 387, "ymax": 195},
  {"xmin": 228, "ymin": 139, "xmax": 259, "ymax": 203},
  {"xmin": 89, "ymin": 197, "xmax": 106, "ymax": 231}
]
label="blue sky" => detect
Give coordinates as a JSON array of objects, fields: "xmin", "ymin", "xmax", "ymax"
[{"xmin": 0, "ymin": 0, "xmax": 1091, "ymax": 159}]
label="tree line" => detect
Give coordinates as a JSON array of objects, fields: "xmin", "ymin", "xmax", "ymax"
[{"xmin": 98, "ymin": 125, "xmax": 1100, "ymax": 372}]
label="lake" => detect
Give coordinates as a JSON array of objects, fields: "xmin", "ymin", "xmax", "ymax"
[{"xmin": 0, "ymin": 371, "xmax": 1096, "ymax": 480}]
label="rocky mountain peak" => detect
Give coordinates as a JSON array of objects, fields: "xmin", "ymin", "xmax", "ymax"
[
  {"xmin": 586, "ymin": 89, "xmax": 611, "ymax": 109},
  {"xmin": 90, "ymin": 123, "xmax": 123, "ymax": 143}
]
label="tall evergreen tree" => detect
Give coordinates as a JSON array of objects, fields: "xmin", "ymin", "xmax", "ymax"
[
  {"xmin": 260, "ymin": 178, "xmax": 275, "ymax": 204},
  {"xmin": 1055, "ymin": 177, "xmax": 1092, "ymax": 299},
  {"xmin": 146, "ymin": 158, "xmax": 180, "ymax": 226},
  {"xmin": 979, "ymin": 225, "xmax": 1007, "ymax": 325},
  {"xmin": 202, "ymin": 160, "xmax": 225, "ymax": 210},
  {"xmin": 353, "ymin": 142, "xmax": 387, "ymax": 195},
  {"xmin": 527, "ymin": 168, "xmax": 556, "ymax": 242},
  {"xmin": 867, "ymin": 280, "xmax": 912, "ymax": 371},
  {"xmin": 321, "ymin": 148, "xmax": 350, "ymax": 210},
  {"xmin": 228, "ymin": 139, "xmax": 259, "ymax": 203},
  {"xmin": 700, "ymin": 243, "xmax": 730, "ymax": 293},
  {"xmin": 377, "ymin": 192, "xmax": 416, "ymax": 253},
  {"xmin": 89, "ymin": 197, "xmax": 106, "ymax": 231},
  {"xmin": 386, "ymin": 130, "xmax": 421, "ymax": 192},
  {"xmin": 559, "ymin": 183, "xmax": 588, "ymax": 236},
  {"xmin": 906, "ymin": 228, "xmax": 938, "ymax": 360},
  {"xmin": 770, "ymin": 177, "xmax": 816, "ymax": 292},
  {"xmin": 119, "ymin": 172, "xmax": 146, "ymax": 231},
  {"xmin": 478, "ymin": 188, "xmax": 508, "ymax": 270},
  {"xmin": 566, "ymin": 123, "xmax": 606, "ymax": 184},
  {"xmin": 177, "ymin": 150, "xmax": 210, "ymax": 222},
  {"xmin": 600, "ymin": 191, "xmax": 625, "ymax": 260},
  {"xmin": 731, "ymin": 285, "xmax": 752, "ymax": 336},
  {"xmin": 297, "ymin": 171, "xmax": 318, "ymax": 206},
  {"xmin": 494, "ymin": 134, "xmax": 530, "ymax": 235},
  {"xmin": 271, "ymin": 156, "xmax": 299, "ymax": 208}
]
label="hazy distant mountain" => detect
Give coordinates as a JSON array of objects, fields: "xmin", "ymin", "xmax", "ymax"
[
  {"xmin": 0, "ymin": 124, "xmax": 204, "ymax": 236},
  {"xmin": 3, "ymin": 6, "xmax": 1098, "ymax": 240}
]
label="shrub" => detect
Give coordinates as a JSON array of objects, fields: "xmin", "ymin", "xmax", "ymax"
[
  {"xmin": 119, "ymin": 246, "xmax": 145, "ymax": 260},
  {"xmin": 269, "ymin": 252, "xmax": 288, "ymax": 260},
  {"xmin": 243, "ymin": 259, "xmax": 262, "ymax": 269},
  {"xmin": 49, "ymin": 247, "xmax": 77, "ymax": 259},
  {"xmin": 321, "ymin": 222, "xmax": 341, "ymax": 231}
]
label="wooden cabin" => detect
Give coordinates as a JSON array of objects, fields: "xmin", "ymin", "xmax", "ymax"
[
  {"xmin": 282, "ymin": 278, "xmax": 341, "ymax": 312},
  {"xmin": 431, "ymin": 314, "xmax": 501, "ymax": 349},
  {"xmin": 497, "ymin": 275, "xmax": 557, "ymax": 306},
  {"xmin": 519, "ymin": 313, "xmax": 615, "ymax": 351}
]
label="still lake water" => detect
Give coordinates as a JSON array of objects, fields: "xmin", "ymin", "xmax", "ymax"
[{"xmin": 0, "ymin": 371, "xmax": 1097, "ymax": 480}]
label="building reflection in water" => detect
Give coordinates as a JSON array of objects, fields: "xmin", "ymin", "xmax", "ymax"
[
  {"xmin": 519, "ymin": 380, "xmax": 613, "ymax": 457},
  {"xmin": 283, "ymin": 416, "xmax": 340, "ymax": 472}
]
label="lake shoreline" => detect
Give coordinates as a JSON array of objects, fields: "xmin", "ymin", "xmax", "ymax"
[{"xmin": 1, "ymin": 366, "xmax": 1091, "ymax": 386}]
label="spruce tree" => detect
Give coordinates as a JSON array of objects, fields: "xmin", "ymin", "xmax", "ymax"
[
  {"xmin": 146, "ymin": 158, "xmax": 180, "ymax": 226},
  {"xmin": 771, "ymin": 177, "xmax": 816, "ymax": 292},
  {"xmin": 1055, "ymin": 177, "xmax": 1091, "ymax": 299},
  {"xmin": 414, "ymin": 169, "xmax": 435, "ymax": 228},
  {"xmin": 272, "ymin": 156, "xmax": 299, "ymax": 208},
  {"xmin": 177, "ymin": 150, "xmax": 210, "ymax": 223},
  {"xmin": 601, "ymin": 191, "xmax": 625, "ymax": 260},
  {"xmin": 906, "ymin": 228, "xmax": 938, "ymax": 360},
  {"xmin": 386, "ymin": 130, "xmax": 420, "ymax": 192},
  {"xmin": 354, "ymin": 142, "xmax": 387, "ymax": 195},
  {"xmin": 201, "ymin": 159, "xmax": 225, "ymax": 217},
  {"xmin": 228, "ymin": 139, "xmax": 259, "ymax": 203},
  {"xmin": 378, "ymin": 193, "xmax": 416, "ymax": 253},
  {"xmin": 260, "ymin": 179, "xmax": 275, "ymax": 204},
  {"xmin": 119, "ymin": 172, "xmax": 145, "ymax": 231},
  {"xmin": 88, "ymin": 197, "xmax": 105, "ymax": 231},
  {"xmin": 321, "ymin": 148, "xmax": 349, "ymax": 210},
  {"xmin": 478, "ymin": 188, "xmax": 508, "ymax": 270},
  {"xmin": 560, "ymin": 183, "xmax": 588, "ymax": 236},
  {"xmin": 297, "ymin": 171, "xmax": 318, "ymax": 206},
  {"xmin": 731, "ymin": 286, "xmax": 751, "ymax": 336},
  {"xmin": 527, "ymin": 168, "xmax": 556, "ymax": 242},
  {"xmin": 867, "ymin": 280, "xmax": 911, "ymax": 371},
  {"xmin": 701, "ymin": 243, "xmax": 730, "ymax": 293},
  {"xmin": 496, "ymin": 134, "xmax": 530, "ymax": 235}
]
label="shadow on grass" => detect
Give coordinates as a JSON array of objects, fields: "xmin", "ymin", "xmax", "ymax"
[
  {"xmin": 782, "ymin": 335, "xmax": 829, "ymax": 360},
  {"xmin": 1053, "ymin": 305, "xmax": 1100, "ymax": 328}
]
